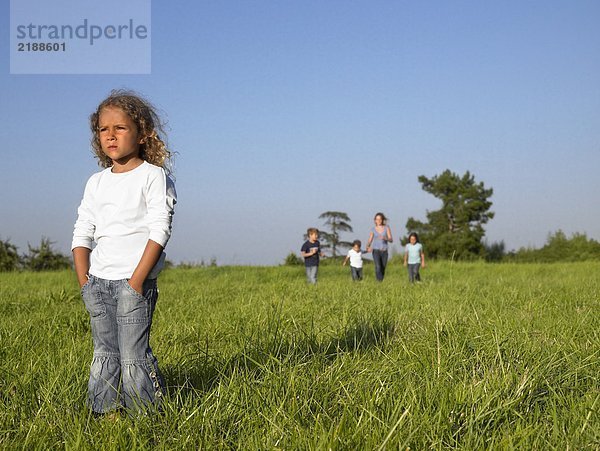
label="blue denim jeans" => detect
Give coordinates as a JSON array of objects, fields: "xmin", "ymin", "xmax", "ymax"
[
  {"xmin": 372, "ymin": 249, "xmax": 388, "ymax": 281},
  {"xmin": 81, "ymin": 275, "xmax": 165, "ymax": 413},
  {"xmin": 407, "ymin": 263, "xmax": 421, "ymax": 282},
  {"xmin": 350, "ymin": 266, "xmax": 363, "ymax": 281},
  {"xmin": 305, "ymin": 265, "xmax": 318, "ymax": 284}
]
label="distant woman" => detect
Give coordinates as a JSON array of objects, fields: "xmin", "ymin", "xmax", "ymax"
[{"xmin": 366, "ymin": 212, "xmax": 393, "ymax": 281}]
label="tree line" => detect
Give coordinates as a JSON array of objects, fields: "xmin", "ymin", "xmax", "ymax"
[{"xmin": 501, "ymin": 230, "xmax": 600, "ymax": 263}]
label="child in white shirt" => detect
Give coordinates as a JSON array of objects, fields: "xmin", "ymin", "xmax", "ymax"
[
  {"xmin": 343, "ymin": 240, "xmax": 369, "ymax": 281},
  {"xmin": 72, "ymin": 90, "xmax": 176, "ymax": 416}
]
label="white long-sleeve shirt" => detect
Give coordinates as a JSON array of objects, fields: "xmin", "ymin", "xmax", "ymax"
[{"xmin": 72, "ymin": 161, "xmax": 177, "ymax": 280}]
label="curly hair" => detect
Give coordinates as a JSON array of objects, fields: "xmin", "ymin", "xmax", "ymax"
[{"xmin": 90, "ymin": 90, "xmax": 172, "ymax": 174}]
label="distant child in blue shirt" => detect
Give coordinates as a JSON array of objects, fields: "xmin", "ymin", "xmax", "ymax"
[
  {"xmin": 404, "ymin": 232, "xmax": 425, "ymax": 283},
  {"xmin": 342, "ymin": 239, "xmax": 369, "ymax": 281},
  {"xmin": 300, "ymin": 228, "xmax": 323, "ymax": 284}
]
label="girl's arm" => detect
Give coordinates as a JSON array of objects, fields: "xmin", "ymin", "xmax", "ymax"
[
  {"xmin": 73, "ymin": 247, "xmax": 91, "ymax": 288},
  {"xmin": 128, "ymin": 240, "xmax": 164, "ymax": 294},
  {"xmin": 129, "ymin": 169, "xmax": 177, "ymax": 294},
  {"xmin": 72, "ymin": 176, "xmax": 96, "ymax": 288},
  {"xmin": 385, "ymin": 226, "xmax": 393, "ymax": 243},
  {"xmin": 421, "ymin": 250, "xmax": 426, "ymax": 268},
  {"xmin": 342, "ymin": 255, "xmax": 349, "ymax": 266},
  {"xmin": 403, "ymin": 250, "xmax": 408, "ymax": 266}
]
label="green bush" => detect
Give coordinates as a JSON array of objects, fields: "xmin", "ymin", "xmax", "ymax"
[
  {"xmin": 283, "ymin": 252, "xmax": 303, "ymax": 266},
  {"xmin": 484, "ymin": 240, "xmax": 506, "ymax": 262},
  {"xmin": 22, "ymin": 237, "xmax": 71, "ymax": 271},
  {"xmin": 0, "ymin": 238, "xmax": 21, "ymax": 271}
]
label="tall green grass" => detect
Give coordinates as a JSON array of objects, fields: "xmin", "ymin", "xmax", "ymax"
[{"xmin": 1, "ymin": 262, "xmax": 598, "ymax": 449}]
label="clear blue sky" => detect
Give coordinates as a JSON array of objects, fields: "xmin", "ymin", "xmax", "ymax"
[{"xmin": 2, "ymin": 1, "xmax": 599, "ymax": 265}]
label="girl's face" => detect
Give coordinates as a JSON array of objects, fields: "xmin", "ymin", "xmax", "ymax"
[
  {"xmin": 98, "ymin": 107, "xmax": 143, "ymax": 170},
  {"xmin": 374, "ymin": 215, "xmax": 383, "ymax": 226},
  {"xmin": 409, "ymin": 235, "xmax": 417, "ymax": 244}
]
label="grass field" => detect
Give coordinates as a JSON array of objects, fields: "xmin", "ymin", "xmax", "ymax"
[{"xmin": 1, "ymin": 261, "xmax": 599, "ymax": 449}]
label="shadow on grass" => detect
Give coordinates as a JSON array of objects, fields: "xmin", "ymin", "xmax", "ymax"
[{"xmin": 162, "ymin": 316, "xmax": 397, "ymax": 401}]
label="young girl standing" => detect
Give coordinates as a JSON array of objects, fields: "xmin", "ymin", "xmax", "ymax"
[
  {"xmin": 366, "ymin": 212, "xmax": 393, "ymax": 281},
  {"xmin": 72, "ymin": 90, "xmax": 177, "ymax": 415},
  {"xmin": 403, "ymin": 232, "xmax": 425, "ymax": 283}
]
